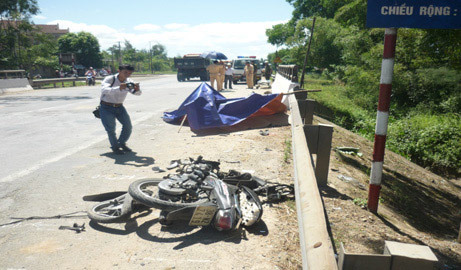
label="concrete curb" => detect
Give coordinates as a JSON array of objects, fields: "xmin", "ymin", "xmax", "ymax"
[{"xmin": 0, "ymin": 78, "xmax": 33, "ymax": 94}]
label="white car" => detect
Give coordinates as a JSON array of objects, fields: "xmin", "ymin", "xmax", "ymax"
[{"xmin": 231, "ymin": 56, "xmax": 262, "ymax": 84}]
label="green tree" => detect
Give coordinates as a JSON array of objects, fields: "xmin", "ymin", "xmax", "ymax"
[
  {"xmin": 286, "ymin": 0, "xmax": 354, "ymax": 21},
  {"xmin": 58, "ymin": 32, "xmax": 102, "ymax": 68},
  {"xmin": 24, "ymin": 30, "xmax": 59, "ymax": 73},
  {"xmin": 266, "ymin": 23, "xmax": 293, "ymax": 47},
  {"xmin": 280, "ymin": 0, "xmax": 461, "ymax": 175},
  {"xmin": 122, "ymin": 40, "xmax": 137, "ymax": 63},
  {"xmin": 334, "ymin": 0, "xmax": 367, "ymax": 28},
  {"xmin": 151, "ymin": 44, "xmax": 167, "ymax": 59},
  {"xmin": 0, "ymin": 0, "xmax": 38, "ymax": 18},
  {"xmin": 0, "ymin": 0, "xmax": 39, "ymax": 69}
]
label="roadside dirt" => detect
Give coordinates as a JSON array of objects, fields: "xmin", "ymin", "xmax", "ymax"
[
  {"xmin": 224, "ymin": 83, "xmax": 460, "ymax": 269},
  {"xmin": 279, "ymin": 114, "xmax": 461, "ymax": 269},
  {"xmin": 122, "ymin": 82, "xmax": 460, "ymax": 269}
]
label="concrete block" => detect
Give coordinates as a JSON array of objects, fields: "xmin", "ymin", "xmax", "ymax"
[
  {"xmin": 0, "ymin": 78, "xmax": 33, "ymax": 94},
  {"xmin": 338, "ymin": 243, "xmax": 391, "ymax": 270},
  {"xmin": 384, "ymin": 241, "xmax": 438, "ymax": 270}
]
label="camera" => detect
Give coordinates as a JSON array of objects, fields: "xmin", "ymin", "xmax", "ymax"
[{"xmin": 126, "ymin": 82, "xmax": 139, "ymax": 94}]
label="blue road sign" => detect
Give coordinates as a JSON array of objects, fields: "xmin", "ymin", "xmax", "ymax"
[{"xmin": 367, "ymin": 0, "xmax": 461, "ymax": 29}]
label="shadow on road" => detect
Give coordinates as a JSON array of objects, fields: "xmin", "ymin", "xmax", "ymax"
[
  {"xmin": 135, "ymin": 218, "xmax": 269, "ymax": 249},
  {"xmin": 0, "ymin": 95, "xmax": 92, "ymax": 105},
  {"xmin": 100, "ymin": 151, "xmax": 155, "ymax": 167},
  {"xmin": 89, "ymin": 212, "xmax": 270, "ymax": 249}
]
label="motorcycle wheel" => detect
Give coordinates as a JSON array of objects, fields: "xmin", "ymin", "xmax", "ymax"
[
  {"xmin": 87, "ymin": 193, "xmax": 133, "ymax": 223},
  {"xmin": 128, "ymin": 178, "xmax": 209, "ymax": 211}
]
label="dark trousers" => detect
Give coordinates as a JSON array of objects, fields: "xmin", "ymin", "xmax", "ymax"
[
  {"xmin": 99, "ymin": 104, "xmax": 132, "ymax": 149},
  {"xmin": 224, "ymin": 75, "xmax": 233, "ymax": 89}
]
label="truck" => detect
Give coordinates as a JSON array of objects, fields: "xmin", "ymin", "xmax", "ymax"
[
  {"xmin": 173, "ymin": 54, "xmax": 211, "ymax": 82},
  {"xmin": 231, "ymin": 56, "xmax": 262, "ymax": 84}
]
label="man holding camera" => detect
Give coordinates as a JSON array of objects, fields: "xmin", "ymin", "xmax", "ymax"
[{"xmin": 99, "ymin": 64, "xmax": 141, "ymax": 155}]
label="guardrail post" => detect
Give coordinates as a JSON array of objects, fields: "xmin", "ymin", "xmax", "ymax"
[
  {"xmin": 303, "ymin": 124, "xmax": 333, "ymax": 186},
  {"xmin": 297, "ymin": 99, "xmax": 315, "ymax": 125},
  {"xmin": 294, "ymin": 90, "xmax": 307, "ymax": 100}
]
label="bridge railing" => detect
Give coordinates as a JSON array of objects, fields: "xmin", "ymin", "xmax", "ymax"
[{"xmin": 277, "ymin": 64, "xmax": 299, "ymax": 82}]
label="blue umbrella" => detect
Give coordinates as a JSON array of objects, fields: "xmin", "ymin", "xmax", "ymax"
[{"xmin": 200, "ymin": 51, "xmax": 228, "ymax": 60}]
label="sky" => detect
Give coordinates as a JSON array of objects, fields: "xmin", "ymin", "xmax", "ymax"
[{"xmin": 32, "ymin": 0, "xmax": 294, "ymax": 60}]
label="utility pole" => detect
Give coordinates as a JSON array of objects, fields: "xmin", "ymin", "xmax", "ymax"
[
  {"xmin": 149, "ymin": 41, "xmax": 153, "ymax": 74},
  {"xmin": 118, "ymin": 41, "xmax": 122, "ymax": 65},
  {"xmin": 300, "ymin": 17, "xmax": 316, "ymax": 88}
]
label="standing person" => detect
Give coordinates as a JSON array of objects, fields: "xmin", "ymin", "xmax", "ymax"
[
  {"xmin": 206, "ymin": 60, "xmax": 222, "ymax": 91},
  {"xmin": 253, "ymin": 62, "xmax": 258, "ymax": 86},
  {"xmin": 224, "ymin": 64, "xmax": 234, "ymax": 89},
  {"xmin": 263, "ymin": 62, "xmax": 272, "ymax": 80},
  {"xmin": 218, "ymin": 61, "xmax": 225, "ymax": 90},
  {"xmin": 244, "ymin": 61, "xmax": 254, "ymax": 89},
  {"xmin": 99, "ymin": 64, "xmax": 141, "ymax": 155}
]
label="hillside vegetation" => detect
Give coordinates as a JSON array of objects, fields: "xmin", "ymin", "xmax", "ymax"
[{"xmin": 266, "ymin": 0, "xmax": 460, "ymax": 177}]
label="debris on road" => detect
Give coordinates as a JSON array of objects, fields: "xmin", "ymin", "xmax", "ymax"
[
  {"xmin": 337, "ymin": 174, "xmax": 366, "ymax": 190},
  {"xmin": 259, "ymin": 129, "xmax": 270, "ymax": 136},
  {"xmin": 59, "ymin": 223, "xmax": 86, "ymax": 233},
  {"xmin": 152, "ymin": 166, "xmax": 166, "ymax": 172},
  {"xmin": 335, "ymin": 146, "xmax": 363, "ymax": 157}
]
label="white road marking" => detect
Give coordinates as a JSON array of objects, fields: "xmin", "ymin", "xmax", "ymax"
[{"xmin": 0, "ymin": 112, "xmax": 155, "ymax": 183}]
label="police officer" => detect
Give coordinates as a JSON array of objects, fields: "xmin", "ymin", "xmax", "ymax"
[
  {"xmin": 244, "ymin": 61, "xmax": 254, "ymax": 89},
  {"xmin": 218, "ymin": 60, "xmax": 226, "ymax": 91},
  {"xmin": 263, "ymin": 62, "xmax": 272, "ymax": 80},
  {"xmin": 206, "ymin": 60, "xmax": 222, "ymax": 91}
]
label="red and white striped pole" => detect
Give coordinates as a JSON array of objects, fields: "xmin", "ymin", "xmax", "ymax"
[{"xmin": 368, "ymin": 28, "xmax": 397, "ymax": 213}]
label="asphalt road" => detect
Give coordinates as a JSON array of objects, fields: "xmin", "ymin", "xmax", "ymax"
[
  {"xmin": 0, "ymin": 75, "xmax": 194, "ymax": 183},
  {"xmin": 0, "ymin": 75, "xmax": 286, "ymax": 269}
]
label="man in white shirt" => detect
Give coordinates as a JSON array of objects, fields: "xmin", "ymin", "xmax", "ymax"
[
  {"xmin": 99, "ymin": 64, "xmax": 141, "ymax": 155},
  {"xmin": 224, "ymin": 64, "xmax": 234, "ymax": 89}
]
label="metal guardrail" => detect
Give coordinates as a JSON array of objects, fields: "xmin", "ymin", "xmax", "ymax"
[
  {"xmin": 0, "ymin": 70, "xmax": 26, "ymax": 79},
  {"xmin": 275, "ymin": 65, "xmax": 337, "ymax": 269},
  {"xmin": 31, "ymin": 74, "xmax": 154, "ymax": 89},
  {"xmin": 31, "ymin": 77, "xmax": 103, "ymax": 89}
]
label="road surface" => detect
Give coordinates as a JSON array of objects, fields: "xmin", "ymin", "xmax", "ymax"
[{"xmin": 0, "ymin": 75, "xmax": 296, "ymax": 269}]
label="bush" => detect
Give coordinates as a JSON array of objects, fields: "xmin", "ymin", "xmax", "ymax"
[
  {"xmin": 392, "ymin": 67, "xmax": 461, "ymax": 114},
  {"xmin": 387, "ymin": 114, "xmax": 461, "ymax": 176}
]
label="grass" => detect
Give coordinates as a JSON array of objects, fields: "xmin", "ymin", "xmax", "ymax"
[
  {"xmin": 284, "ymin": 139, "xmax": 292, "ymax": 164},
  {"xmin": 303, "ymin": 76, "xmax": 460, "ymax": 176},
  {"xmin": 352, "ymin": 198, "xmax": 367, "ymax": 208},
  {"xmin": 304, "ymin": 78, "xmax": 376, "ymax": 140}
]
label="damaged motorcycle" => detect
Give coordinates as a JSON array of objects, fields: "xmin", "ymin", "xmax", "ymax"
[{"xmin": 88, "ymin": 157, "xmax": 264, "ymax": 231}]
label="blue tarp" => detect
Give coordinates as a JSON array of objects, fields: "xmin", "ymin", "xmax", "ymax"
[{"xmin": 163, "ymin": 82, "xmax": 284, "ymax": 131}]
